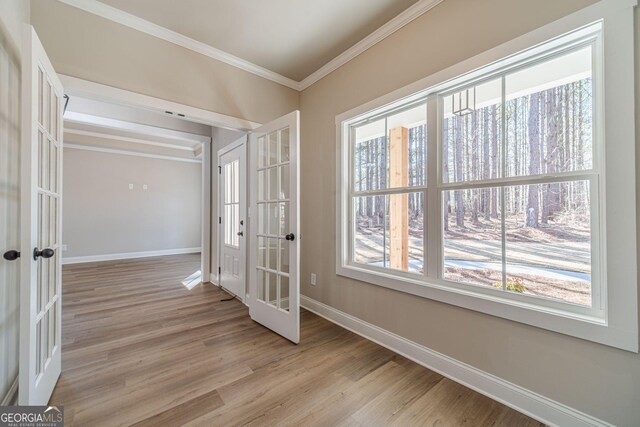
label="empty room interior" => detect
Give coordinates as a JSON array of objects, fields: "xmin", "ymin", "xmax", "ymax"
[{"xmin": 1, "ymin": 0, "xmax": 639, "ymax": 426}]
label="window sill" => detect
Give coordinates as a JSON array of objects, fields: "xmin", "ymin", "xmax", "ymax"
[{"xmin": 336, "ymin": 263, "xmax": 636, "ymax": 352}]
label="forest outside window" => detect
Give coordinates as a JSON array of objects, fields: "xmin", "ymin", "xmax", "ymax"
[
  {"xmin": 341, "ymin": 24, "xmax": 606, "ymax": 320},
  {"xmin": 441, "ymin": 44, "xmax": 597, "ymax": 309}
]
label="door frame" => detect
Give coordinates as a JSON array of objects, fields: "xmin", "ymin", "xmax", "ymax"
[
  {"xmin": 216, "ymin": 136, "xmax": 248, "ymax": 302},
  {"xmin": 59, "ymin": 75, "xmax": 262, "ymax": 284}
]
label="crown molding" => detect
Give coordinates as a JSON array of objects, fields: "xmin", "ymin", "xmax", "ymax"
[
  {"xmin": 298, "ymin": 0, "xmax": 444, "ymax": 90},
  {"xmin": 57, "ymin": 0, "xmax": 444, "ymax": 92},
  {"xmin": 57, "ymin": 0, "xmax": 301, "ymax": 90}
]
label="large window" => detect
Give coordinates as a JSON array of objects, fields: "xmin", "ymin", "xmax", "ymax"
[{"xmin": 336, "ymin": 13, "xmax": 638, "ymax": 351}]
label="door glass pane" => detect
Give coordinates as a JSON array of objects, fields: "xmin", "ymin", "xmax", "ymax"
[
  {"xmin": 257, "ymin": 270, "xmax": 265, "ymax": 301},
  {"xmin": 279, "ymin": 165, "xmax": 289, "ymax": 200},
  {"xmin": 268, "ymin": 203, "xmax": 278, "ymax": 236},
  {"xmin": 267, "ymin": 272, "xmax": 277, "ymax": 306},
  {"xmin": 42, "ymin": 314, "xmax": 49, "ymax": 366},
  {"xmin": 257, "ymin": 170, "xmax": 266, "ymax": 201},
  {"xmin": 268, "ymin": 132, "xmax": 278, "ymax": 166},
  {"xmin": 258, "ymin": 136, "xmax": 266, "ymax": 168},
  {"xmin": 257, "ymin": 203, "xmax": 268, "ymax": 234},
  {"xmin": 257, "ymin": 237, "xmax": 267, "ymax": 268},
  {"xmin": 44, "ymin": 80, "xmax": 51, "ymax": 133},
  {"xmin": 280, "ymin": 239, "xmax": 289, "ymax": 274},
  {"xmin": 279, "ymin": 275, "xmax": 289, "ymax": 311},
  {"xmin": 268, "ymin": 167, "xmax": 278, "ymax": 200},
  {"xmin": 35, "ymin": 320, "xmax": 42, "ymax": 376},
  {"xmin": 267, "ymin": 238, "xmax": 278, "ymax": 271},
  {"xmin": 279, "ymin": 202, "xmax": 289, "ymax": 237},
  {"xmin": 280, "ymin": 128, "xmax": 290, "ymax": 162},
  {"xmin": 38, "ymin": 68, "xmax": 44, "ymax": 126},
  {"xmin": 232, "ymin": 204, "xmax": 240, "ymax": 247},
  {"xmin": 52, "ymin": 301, "xmax": 58, "ymax": 347},
  {"xmin": 50, "ymin": 140, "xmax": 57, "ymax": 193},
  {"xmin": 52, "ymin": 93, "xmax": 59, "ymax": 141}
]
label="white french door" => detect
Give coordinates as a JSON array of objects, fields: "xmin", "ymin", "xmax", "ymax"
[
  {"xmin": 249, "ymin": 111, "xmax": 300, "ymax": 343},
  {"xmin": 19, "ymin": 27, "xmax": 63, "ymax": 405},
  {"xmin": 218, "ymin": 138, "xmax": 246, "ymax": 300}
]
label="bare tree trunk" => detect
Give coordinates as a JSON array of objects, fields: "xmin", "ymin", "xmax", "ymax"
[
  {"xmin": 443, "ymin": 120, "xmax": 450, "ymax": 231},
  {"xmin": 527, "ymin": 93, "xmax": 541, "ymax": 228},
  {"xmin": 454, "ymin": 117, "xmax": 465, "ymax": 227},
  {"xmin": 490, "ymin": 105, "xmax": 499, "ymax": 219},
  {"xmin": 482, "ymin": 108, "xmax": 490, "ymax": 220},
  {"xmin": 471, "ymin": 110, "xmax": 479, "ymax": 224}
]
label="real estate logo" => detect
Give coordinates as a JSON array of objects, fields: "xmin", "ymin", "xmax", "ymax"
[{"xmin": 0, "ymin": 406, "xmax": 64, "ymax": 427}]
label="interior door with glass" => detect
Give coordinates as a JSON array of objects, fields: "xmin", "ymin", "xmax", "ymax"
[
  {"xmin": 19, "ymin": 26, "xmax": 64, "ymax": 405},
  {"xmin": 249, "ymin": 111, "xmax": 300, "ymax": 343},
  {"xmin": 219, "ymin": 139, "xmax": 246, "ymax": 299}
]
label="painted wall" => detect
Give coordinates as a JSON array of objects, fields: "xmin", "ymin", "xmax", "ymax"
[
  {"xmin": 62, "ymin": 148, "xmax": 202, "ymax": 259},
  {"xmin": 0, "ymin": 0, "xmax": 29, "ymax": 405},
  {"xmin": 299, "ymin": 0, "xmax": 640, "ymax": 425},
  {"xmin": 29, "ymin": 0, "xmax": 299, "ymax": 126}
]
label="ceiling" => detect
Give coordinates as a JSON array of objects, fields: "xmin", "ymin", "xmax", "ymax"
[{"xmin": 97, "ymin": 0, "xmax": 421, "ymax": 82}]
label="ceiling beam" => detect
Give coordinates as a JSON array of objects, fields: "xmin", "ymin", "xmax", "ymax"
[
  {"xmin": 64, "ymin": 127, "xmax": 197, "ymax": 152},
  {"xmin": 64, "ymin": 111, "xmax": 211, "ymax": 144}
]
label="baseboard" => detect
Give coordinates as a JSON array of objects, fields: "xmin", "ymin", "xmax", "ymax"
[
  {"xmin": 1, "ymin": 376, "xmax": 18, "ymax": 406},
  {"xmin": 62, "ymin": 248, "xmax": 201, "ymax": 265},
  {"xmin": 301, "ymin": 295, "xmax": 611, "ymax": 427}
]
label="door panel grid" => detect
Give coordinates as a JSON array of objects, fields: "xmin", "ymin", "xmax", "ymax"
[{"xmin": 255, "ymin": 128, "xmax": 291, "ymax": 312}]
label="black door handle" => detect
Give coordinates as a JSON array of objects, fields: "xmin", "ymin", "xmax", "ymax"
[
  {"xmin": 285, "ymin": 233, "xmax": 295, "ymax": 241},
  {"xmin": 237, "ymin": 231, "xmax": 244, "ymax": 237},
  {"xmin": 3, "ymin": 250, "xmax": 20, "ymax": 261},
  {"xmin": 33, "ymin": 248, "xmax": 55, "ymax": 260}
]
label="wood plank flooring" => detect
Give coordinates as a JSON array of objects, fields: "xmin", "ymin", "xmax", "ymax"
[{"xmin": 52, "ymin": 254, "xmax": 543, "ymax": 426}]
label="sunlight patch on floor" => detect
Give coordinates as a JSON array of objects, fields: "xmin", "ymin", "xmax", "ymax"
[{"xmin": 182, "ymin": 270, "xmax": 202, "ymax": 290}]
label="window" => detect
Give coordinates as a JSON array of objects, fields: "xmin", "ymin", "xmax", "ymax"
[
  {"xmin": 224, "ymin": 159, "xmax": 240, "ymax": 248},
  {"xmin": 336, "ymin": 10, "xmax": 638, "ymax": 352},
  {"xmin": 441, "ymin": 45, "xmax": 596, "ymax": 309}
]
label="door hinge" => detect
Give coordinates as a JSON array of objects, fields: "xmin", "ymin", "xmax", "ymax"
[
  {"xmin": 219, "ymin": 217, "xmax": 221, "ymax": 224},
  {"xmin": 218, "ymin": 267, "xmax": 221, "ymax": 274},
  {"xmin": 218, "ymin": 166, "xmax": 221, "ymax": 174}
]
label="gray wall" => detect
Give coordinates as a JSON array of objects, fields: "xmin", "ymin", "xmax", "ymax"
[
  {"xmin": 299, "ymin": 0, "xmax": 640, "ymax": 425},
  {"xmin": 62, "ymin": 148, "xmax": 202, "ymax": 259},
  {"xmin": 0, "ymin": 0, "xmax": 29, "ymax": 405}
]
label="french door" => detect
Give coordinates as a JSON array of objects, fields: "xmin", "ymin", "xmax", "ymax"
[
  {"xmin": 249, "ymin": 111, "xmax": 300, "ymax": 343},
  {"xmin": 19, "ymin": 27, "xmax": 64, "ymax": 405},
  {"xmin": 218, "ymin": 138, "xmax": 246, "ymax": 300}
]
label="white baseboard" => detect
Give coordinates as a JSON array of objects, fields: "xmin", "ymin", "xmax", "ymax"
[
  {"xmin": 301, "ymin": 295, "xmax": 611, "ymax": 427},
  {"xmin": 62, "ymin": 247, "xmax": 201, "ymax": 265},
  {"xmin": 1, "ymin": 376, "xmax": 18, "ymax": 406}
]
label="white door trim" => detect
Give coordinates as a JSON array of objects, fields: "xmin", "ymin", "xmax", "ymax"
[{"xmin": 216, "ymin": 136, "xmax": 248, "ymax": 300}]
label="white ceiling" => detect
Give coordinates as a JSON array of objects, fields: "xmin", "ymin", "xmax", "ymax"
[{"xmin": 97, "ymin": 0, "xmax": 421, "ymax": 82}]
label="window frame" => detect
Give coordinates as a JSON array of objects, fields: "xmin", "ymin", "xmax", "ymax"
[{"xmin": 335, "ymin": 0, "xmax": 638, "ymax": 352}]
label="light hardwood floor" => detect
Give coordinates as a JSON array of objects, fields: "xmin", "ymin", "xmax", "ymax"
[{"xmin": 52, "ymin": 254, "xmax": 543, "ymax": 426}]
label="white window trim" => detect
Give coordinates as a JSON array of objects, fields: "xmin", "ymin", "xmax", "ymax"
[{"xmin": 335, "ymin": 0, "xmax": 638, "ymax": 352}]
